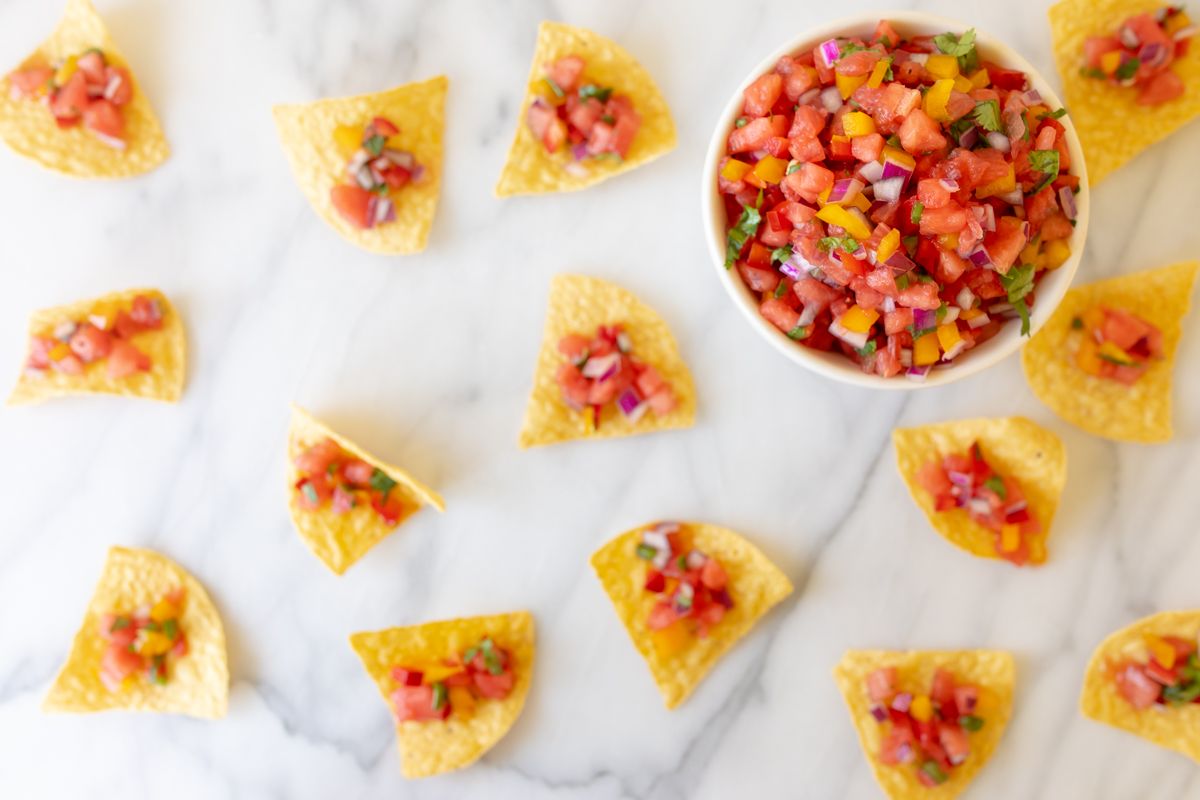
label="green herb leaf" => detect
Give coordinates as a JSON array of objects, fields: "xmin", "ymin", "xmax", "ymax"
[
  {"xmin": 578, "ymin": 83, "xmax": 613, "ymax": 103},
  {"xmin": 635, "ymin": 543, "xmax": 657, "ymax": 560},
  {"xmin": 480, "ymin": 638, "xmax": 504, "ymax": 675},
  {"xmin": 1028, "ymin": 149, "xmax": 1061, "ymax": 193},
  {"xmin": 162, "ymin": 619, "xmax": 179, "ymax": 640},
  {"xmin": 920, "ymin": 760, "xmax": 949, "ymax": 785},
  {"xmin": 543, "ymin": 77, "xmax": 564, "ymax": 99},
  {"xmin": 774, "ymin": 280, "xmax": 789, "ymax": 299},
  {"xmin": 819, "ymin": 236, "xmax": 860, "ymax": 254},
  {"xmin": 934, "ymin": 28, "xmax": 977, "ymax": 58},
  {"xmin": 948, "ymin": 117, "xmax": 975, "ymax": 144},
  {"xmin": 1071, "ymin": 316, "xmax": 1083, "ymax": 330},
  {"xmin": 601, "ymin": 113, "xmax": 615, "ymax": 125},
  {"xmin": 910, "ymin": 202, "xmax": 925, "ymax": 224},
  {"xmin": 999, "ymin": 264, "xmax": 1036, "ymax": 337},
  {"xmin": 839, "ymin": 41, "xmax": 868, "ymax": 57},
  {"xmin": 1080, "ymin": 66, "xmax": 1107, "ymax": 79},
  {"xmin": 431, "ymin": 681, "xmax": 448, "ymax": 711},
  {"xmin": 724, "ymin": 204, "xmax": 762, "ymax": 268},
  {"xmin": 856, "ymin": 340, "xmax": 878, "ymax": 357},
  {"xmin": 959, "ymin": 714, "xmax": 985, "ymax": 731},
  {"xmin": 895, "ymin": 273, "xmax": 911, "ymax": 291},
  {"xmin": 786, "ymin": 161, "xmax": 802, "ymax": 174},
  {"xmin": 886, "ymin": 134, "xmax": 902, "ymax": 148},
  {"xmin": 300, "ymin": 481, "xmax": 319, "ymax": 505},
  {"xmin": 1038, "ymin": 107, "xmax": 1068, "ymax": 121},
  {"xmin": 735, "ymin": 116, "xmax": 748, "ymax": 128},
  {"xmin": 972, "ymin": 99, "xmax": 1002, "ymax": 132},
  {"xmin": 902, "ymin": 235, "xmax": 919, "ymax": 256},
  {"xmin": 1115, "ymin": 56, "xmax": 1141, "ymax": 81},
  {"xmin": 984, "ymin": 475, "xmax": 1008, "ymax": 500},
  {"xmin": 771, "ymin": 245, "xmax": 793, "ymax": 265},
  {"xmin": 462, "ymin": 646, "xmax": 479, "ymax": 664},
  {"xmin": 787, "ymin": 324, "xmax": 809, "ymax": 341},
  {"xmin": 364, "ymin": 134, "xmax": 387, "ymax": 157},
  {"xmin": 110, "ymin": 616, "xmax": 131, "ymax": 632},
  {"xmin": 369, "ymin": 468, "xmax": 397, "ymax": 495}
]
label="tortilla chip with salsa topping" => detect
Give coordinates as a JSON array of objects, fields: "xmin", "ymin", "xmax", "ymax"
[
  {"xmin": 273, "ymin": 75, "xmax": 447, "ymax": 254},
  {"xmin": 349, "ymin": 611, "xmax": 535, "ymax": 778},
  {"xmin": 893, "ymin": 417, "xmax": 1066, "ymax": 566},
  {"xmin": 286, "ymin": 405, "xmax": 444, "ymax": 575},
  {"xmin": 1081, "ymin": 610, "xmax": 1200, "ymax": 763},
  {"xmin": 8, "ymin": 287, "xmax": 185, "ymax": 406},
  {"xmin": 834, "ymin": 649, "xmax": 1014, "ymax": 800},
  {"xmin": 0, "ymin": 0, "xmax": 168, "ymax": 178},
  {"xmin": 1048, "ymin": 0, "xmax": 1200, "ymax": 184},
  {"xmin": 495, "ymin": 21, "xmax": 676, "ymax": 196},
  {"xmin": 590, "ymin": 521, "xmax": 792, "ymax": 709},
  {"xmin": 518, "ymin": 274, "xmax": 696, "ymax": 448},
  {"xmin": 1022, "ymin": 261, "xmax": 1198, "ymax": 443},
  {"xmin": 43, "ymin": 546, "xmax": 228, "ymax": 718}
]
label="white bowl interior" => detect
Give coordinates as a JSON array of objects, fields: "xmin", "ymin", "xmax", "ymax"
[{"xmin": 701, "ymin": 11, "xmax": 1090, "ymax": 390}]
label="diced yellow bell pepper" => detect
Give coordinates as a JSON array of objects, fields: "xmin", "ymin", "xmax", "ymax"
[
  {"xmin": 867, "ymin": 57, "xmax": 892, "ymax": 89},
  {"xmin": 1081, "ymin": 307, "xmax": 1106, "ymax": 331},
  {"xmin": 938, "ymin": 233, "xmax": 959, "ymax": 251},
  {"xmin": 449, "ymin": 686, "xmax": 477, "ymax": 717},
  {"xmin": 1145, "ymin": 634, "xmax": 1178, "ymax": 669},
  {"xmin": 539, "ymin": 78, "xmax": 568, "ymax": 106},
  {"xmin": 1019, "ymin": 241, "xmax": 1041, "ymax": 266},
  {"xmin": 816, "ymin": 204, "xmax": 871, "ymax": 240},
  {"xmin": 969, "ymin": 68, "xmax": 991, "ymax": 89},
  {"xmin": 150, "ymin": 598, "xmax": 180, "ymax": 623},
  {"xmin": 842, "ymin": 111, "xmax": 877, "ymax": 137},
  {"xmin": 910, "ymin": 694, "xmax": 934, "ymax": 722},
  {"xmin": 913, "ymin": 333, "xmax": 941, "ymax": 366},
  {"xmin": 1042, "ymin": 239, "xmax": 1071, "ymax": 270},
  {"xmin": 49, "ymin": 342, "xmax": 70, "ymax": 361},
  {"xmin": 936, "ymin": 322, "xmax": 962, "ymax": 353},
  {"xmin": 652, "ymin": 623, "xmax": 690, "ymax": 658},
  {"xmin": 960, "ymin": 307, "xmax": 983, "ymax": 320},
  {"xmin": 419, "ymin": 663, "xmax": 467, "ymax": 683},
  {"xmin": 333, "ymin": 124, "xmax": 361, "ymax": 158},
  {"xmin": 1165, "ymin": 11, "xmax": 1193, "ymax": 36},
  {"xmin": 54, "ymin": 55, "xmax": 78, "ymax": 86},
  {"xmin": 849, "ymin": 192, "xmax": 872, "ymax": 214},
  {"xmin": 721, "ymin": 158, "xmax": 753, "ymax": 182},
  {"xmin": 1027, "ymin": 104, "xmax": 1050, "ymax": 120},
  {"xmin": 876, "ymin": 229, "xmax": 901, "ymax": 264},
  {"xmin": 836, "ymin": 71, "xmax": 868, "ymax": 99},
  {"xmin": 817, "ymin": 185, "xmax": 832, "ymax": 206},
  {"xmin": 923, "ymin": 79, "xmax": 956, "ymax": 122},
  {"xmin": 752, "ymin": 155, "xmax": 788, "ymax": 185},
  {"xmin": 136, "ymin": 630, "xmax": 173, "ymax": 657},
  {"xmin": 953, "ymin": 74, "xmax": 974, "ymax": 94},
  {"xmin": 1074, "ymin": 337, "xmax": 1103, "ymax": 375},
  {"xmin": 881, "ymin": 146, "xmax": 916, "ymax": 170},
  {"xmin": 1100, "ymin": 51, "xmax": 1122, "ymax": 75},
  {"xmin": 1000, "ymin": 524, "xmax": 1021, "ymax": 553},
  {"xmin": 839, "ymin": 306, "xmax": 880, "ymax": 334},
  {"xmin": 1098, "ymin": 340, "xmax": 1135, "ymax": 365},
  {"xmin": 1028, "ymin": 536, "xmax": 1047, "ymax": 564},
  {"xmin": 975, "ymin": 165, "xmax": 1016, "ymax": 199},
  {"xmin": 926, "ymin": 54, "xmax": 960, "ymax": 80}
]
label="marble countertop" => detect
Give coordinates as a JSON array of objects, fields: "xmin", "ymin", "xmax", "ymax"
[{"xmin": 1, "ymin": 0, "xmax": 1199, "ymax": 797}]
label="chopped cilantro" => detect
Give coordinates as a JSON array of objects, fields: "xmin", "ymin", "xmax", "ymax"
[
  {"xmin": 431, "ymin": 681, "xmax": 448, "ymax": 711},
  {"xmin": 543, "ymin": 76, "xmax": 565, "ymax": 98},
  {"xmin": 908, "ymin": 322, "xmax": 938, "ymax": 339},
  {"xmin": 1080, "ymin": 66, "xmax": 1107, "ymax": 80},
  {"xmin": 878, "ymin": 35, "xmax": 893, "ymax": 48},
  {"xmin": 948, "ymin": 117, "xmax": 975, "ymax": 144},
  {"xmin": 735, "ymin": 116, "xmax": 748, "ymax": 128},
  {"xmin": 771, "ymin": 244, "xmax": 793, "ymax": 265},
  {"xmin": 959, "ymin": 715, "xmax": 985, "ymax": 731},
  {"xmin": 724, "ymin": 203, "xmax": 762, "ymax": 268},
  {"xmin": 787, "ymin": 324, "xmax": 809, "ymax": 340},
  {"xmin": 774, "ymin": 280, "xmax": 789, "ymax": 299},
  {"xmin": 1071, "ymin": 316, "xmax": 1083, "ymax": 330},
  {"xmin": 886, "ymin": 134, "xmax": 902, "ymax": 149},
  {"xmin": 933, "ymin": 28, "xmax": 978, "ymax": 72},
  {"xmin": 984, "ymin": 475, "xmax": 1007, "ymax": 499},
  {"xmin": 162, "ymin": 619, "xmax": 179, "ymax": 640},
  {"xmin": 936, "ymin": 302, "xmax": 948, "ymax": 322},
  {"xmin": 902, "ymin": 235, "xmax": 919, "ymax": 256},
  {"xmin": 999, "ymin": 264, "xmax": 1035, "ymax": 335},
  {"xmin": 1039, "ymin": 107, "xmax": 1068, "ymax": 121},
  {"xmin": 301, "ymin": 482, "xmax": 319, "ymax": 505},
  {"xmin": 856, "ymin": 340, "xmax": 878, "ymax": 357},
  {"xmin": 1028, "ymin": 149, "xmax": 1061, "ymax": 194},
  {"xmin": 819, "ymin": 236, "xmax": 860, "ymax": 254},
  {"xmin": 363, "ymin": 133, "xmax": 387, "ymax": 157},
  {"xmin": 635, "ymin": 543, "xmax": 657, "ymax": 560},
  {"xmin": 895, "ymin": 273, "xmax": 912, "ymax": 291},
  {"xmin": 110, "ymin": 616, "xmax": 131, "ymax": 632},
  {"xmin": 578, "ymin": 83, "xmax": 613, "ymax": 103},
  {"xmin": 972, "ymin": 99, "xmax": 1002, "ymax": 132},
  {"xmin": 920, "ymin": 760, "xmax": 948, "ymax": 785},
  {"xmin": 601, "ymin": 113, "xmax": 615, "ymax": 125},
  {"xmin": 910, "ymin": 201, "xmax": 924, "ymax": 224},
  {"xmin": 369, "ymin": 468, "xmax": 397, "ymax": 494},
  {"xmin": 839, "ymin": 41, "xmax": 868, "ymax": 57},
  {"xmin": 480, "ymin": 638, "xmax": 504, "ymax": 675},
  {"xmin": 1115, "ymin": 56, "xmax": 1141, "ymax": 81},
  {"xmin": 786, "ymin": 161, "xmax": 802, "ymax": 174}
]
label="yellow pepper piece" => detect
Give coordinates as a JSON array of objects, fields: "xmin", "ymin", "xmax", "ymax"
[
  {"xmin": 938, "ymin": 233, "xmax": 959, "ymax": 251},
  {"xmin": 960, "ymin": 307, "xmax": 983, "ymax": 320},
  {"xmin": 721, "ymin": 158, "xmax": 753, "ymax": 182},
  {"xmin": 867, "ymin": 57, "xmax": 892, "ymax": 89},
  {"xmin": 1000, "ymin": 524, "xmax": 1021, "ymax": 553},
  {"xmin": 1098, "ymin": 340, "xmax": 1134, "ymax": 365},
  {"xmin": 936, "ymin": 322, "xmax": 962, "ymax": 353},
  {"xmin": 975, "ymin": 165, "xmax": 1016, "ymax": 199},
  {"xmin": 136, "ymin": 630, "xmax": 173, "ymax": 657},
  {"xmin": 1075, "ymin": 337, "xmax": 1104, "ymax": 375},
  {"xmin": 817, "ymin": 184, "xmax": 832, "ymax": 206},
  {"xmin": 149, "ymin": 598, "xmax": 180, "ymax": 623},
  {"xmin": 969, "ymin": 68, "xmax": 990, "ymax": 89},
  {"xmin": 1019, "ymin": 241, "xmax": 1041, "ymax": 265},
  {"xmin": 1081, "ymin": 307, "xmax": 1106, "ymax": 331},
  {"xmin": 923, "ymin": 79, "xmax": 955, "ymax": 122},
  {"xmin": 333, "ymin": 124, "xmax": 362, "ymax": 158},
  {"xmin": 449, "ymin": 686, "xmax": 477, "ymax": 717},
  {"xmin": 752, "ymin": 155, "xmax": 788, "ymax": 185},
  {"xmin": 49, "ymin": 342, "xmax": 71, "ymax": 361},
  {"xmin": 1165, "ymin": 11, "xmax": 1193, "ymax": 36},
  {"xmin": 839, "ymin": 306, "xmax": 880, "ymax": 334},
  {"xmin": 926, "ymin": 54, "xmax": 960, "ymax": 80},
  {"xmin": 849, "ymin": 192, "xmax": 872, "ymax": 214},
  {"xmin": 652, "ymin": 623, "xmax": 690, "ymax": 658},
  {"xmin": 876, "ymin": 229, "xmax": 901, "ymax": 264},
  {"xmin": 816, "ymin": 204, "xmax": 871, "ymax": 240},
  {"xmin": 539, "ymin": 78, "xmax": 568, "ymax": 106},
  {"xmin": 836, "ymin": 72, "xmax": 868, "ymax": 99},
  {"xmin": 910, "ymin": 694, "xmax": 934, "ymax": 722},
  {"xmin": 420, "ymin": 663, "xmax": 467, "ymax": 683},
  {"xmin": 1145, "ymin": 634, "xmax": 1178, "ymax": 669},
  {"xmin": 953, "ymin": 74, "xmax": 975, "ymax": 94},
  {"xmin": 913, "ymin": 333, "xmax": 941, "ymax": 366},
  {"xmin": 881, "ymin": 145, "xmax": 916, "ymax": 170},
  {"xmin": 842, "ymin": 111, "xmax": 877, "ymax": 137},
  {"xmin": 1042, "ymin": 239, "xmax": 1071, "ymax": 270},
  {"xmin": 1100, "ymin": 51, "xmax": 1122, "ymax": 75},
  {"xmin": 1028, "ymin": 536, "xmax": 1047, "ymax": 564},
  {"xmin": 54, "ymin": 55, "xmax": 78, "ymax": 86}
]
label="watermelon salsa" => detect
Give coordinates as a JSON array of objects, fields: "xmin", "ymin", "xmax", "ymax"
[
  {"xmin": 555, "ymin": 324, "xmax": 677, "ymax": 429},
  {"xmin": 8, "ymin": 49, "xmax": 133, "ymax": 148},
  {"xmin": 293, "ymin": 438, "xmax": 404, "ymax": 524},
  {"xmin": 1081, "ymin": 6, "xmax": 1196, "ymax": 106},
  {"xmin": 1068, "ymin": 305, "xmax": 1164, "ymax": 385},
  {"xmin": 330, "ymin": 116, "xmax": 424, "ymax": 230},
  {"xmin": 635, "ymin": 522, "xmax": 733, "ymax": 656},
  {"xmin": 25, "ymin": 293, "xmax": 162, "ymax": 380},
  {"xmin": 916, "ymin": 442, "xmax": 1042, "ymax": 566},
  {"xmin": 527, "ymin": 55, "xmax": 642, "ymax": 171},
  {"xmin": 99, "ymin": 588, "xmax": 188, "ymax": 691},
  {"xmin": 390, "ymin": 637, "xmax": 516, "ymax": 722},
  {"xmin": 866, "ymin": 665, "xmax": 989, "ymax": 788},
  {"xmin": 718, "ymin": 21, "xmax": 1079, "ymax": 379},
  {"xmin": 1113, "ymin": 633, "xmax": 1200, "ymax": 709}
]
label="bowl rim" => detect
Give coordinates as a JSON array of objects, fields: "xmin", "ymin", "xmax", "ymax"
[{"xmin": 701, "ymin": 10, "xmax": 1090, "ymax": 390}]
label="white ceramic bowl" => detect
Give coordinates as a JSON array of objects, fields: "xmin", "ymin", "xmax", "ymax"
[{"xmin": 701, "ymin": 11, "xmax": 1089, "ymax": 389}]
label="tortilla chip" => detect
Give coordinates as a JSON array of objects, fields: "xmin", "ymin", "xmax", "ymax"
[
  {"xmin": 590, "ymin": 521, "xmax": 792, "ymax": 709},
  {"xmin": 518, "ymin": 274, "xmax": 696, "ymax": 448},
  {"xmin": 1081, "ymin": 610, "xmax": 1200, "ymax": 762},
  {"xmin": 1022, "ymin": 261, "xmax": 1198, "ymax": 443},
  {"xmin": 43, "ymin": 546, "xmax": 228, "ymax": 718},
  {"xmin": 834, "ymin": 650, "xmax": 1015, "ymax": 800},
  {"xmin": 893, "ymin": 417, "xmax": 1067, "ymax": 565},
  {"xmin": 349, "ymin": 611, "xmax": 535, "ymax": 778},
  {"xmin": 272, "ymin": 75, "xmax": 446, "ymax": 254},
  {"xmin": 1048, "ymin": 0, "xmax": 1200, "ymax": 185},
  {"xmin": 0, "ymin": 0, "xmax": 168, "ymax": 178},
  {"xmin": 8, "ymin": 287, "xmax": 186, "ymax": 406},
  {"xmin": 286, "ymin": 405, "xmax": 444, "ymax": 575},
  {"xmin": 495, "ymin": 21, "xmax": 676, "ymax": 197}
]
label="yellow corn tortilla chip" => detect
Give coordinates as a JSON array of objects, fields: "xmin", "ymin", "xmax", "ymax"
[
  {"xmin": 495, "ymin": 21, "xmax": 676, "ymax": 196},
  {"xmin": 349, "ymin": 611, "xmax": 535, "ymax": 778},
  {"xmin": 1022, "ymin": 261, "xmax": 1198, "ymax": 443},
  {"xmin": 834, "ymin": 650, "xmax": 1015, "ymax": 800},
  {"xmin": 44, "ymin": 546, "xmax": 228, "ymax": 718},
  {"xmin": 272, "ymin": 75, "xmax": 446, "ymax": 254},
  {"xmin": 286, "ymin": 405, "xmax": 444, "ymax": 575},
  {"xmin": 0, "ymin": 0, "xmax": 168, "ymax": 178},
  {"xmin": 590, "ymin": 521, "xmax": 792, "ymax": 709},
  {"xmin": 1048, "ymin": 0, "xmax": 1200, "ymax": 185},
  {"xmin": 8, "ymin": 287, "xmax": 186, "ymax": 406},
  {"xmin": 518, "ymin": 274, "xmax": 696, "ymax": 448},
  {"xmin": 893, "ymin": 417, "xmax": 1067, "ymax": 566},
  {"xmin": 1081, "ymin": 610, "xmax": 1200, "ymax": 762}
]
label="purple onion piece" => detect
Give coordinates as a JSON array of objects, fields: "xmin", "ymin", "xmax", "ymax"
[
  {"xmin": 870, "ymin": 705, "xmax": 888, "ymax": 722},
  {"xmin": 1058, "ymin": 185, "xmax": 1078, "ymax": 220},
  {"xmin": 958, "ymin": 125, "xmax": 979, "ymax": 149}
]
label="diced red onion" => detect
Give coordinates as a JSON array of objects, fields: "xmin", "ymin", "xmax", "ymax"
[
  {"xmin": 88, "ymin": 314, "xmax": 108, "ymax": 330},
  {"xmin": 873, "ymin": 176, "xmax": 904, "ymax": 203},
  {"xmin": 881, "ymin": 296, "xmax": 897, "ymax": 314},
  {"xmin": 354, "ymin": 165, "xmax": 375, "ymax": 190},
  {"xmin": 891, "ymin": 692, "xmax": 913, "ymax": 712},
  {"xmin": 797, "ymin": 303, "xmax": 820, "ymax": 328},
  {"xmin": 881, "ymin": 159, "xmax": 913, "ymax": 183},
  {"xmin": 617, "ymin": 388, "xmax": 647, "ymax": 422},
  {"xmin": 1006, "ymin": 500, "xmax": 1028, "ymax": 515},
  {"xmin": 1004, "ymin": 112, "xmax": 1026, "ymax": 142},
  {"xmin": 1175, "ymin": 25, "xmax": 1199, "ymax": 41},
  {"xmin": 817, "ymin": 39, "xmax": 841, "ymax": 68},
  {"xmin": 972, "ymin": 203, "xmax": 996, "ymax": 232},
  {"xmin": 985, "ymin": 131, "xmax": 1011, "ymax": 153},
  {"xmin": 997, "ymin": 188, "xmax": 1024, "ymax": 206},
  {"xmin": 896, "ymin": 743, "xmax": 915, "ymax": 764},
  {"xmin": 967, "ymin": 311, "xmax": 991, "ymax": 329},
  {"xmin": 820, "ymin": 86, "xmax": 843, "ymax": 113},
  {"xmin": 685, "ymin": 550, "xmax": 707, "ymax": 570},
  {"xmin": 1019, "ymin": 89, "xmax": 1043, "ymax": 106},
  {"xmin": 870, "ymin": 705, "xmax": 888, "ymax": 722},
  {"xmin": 372, "ymin": 196, "xmax": 395, "ymax": 226},
  {"xmin": 908, "ymin": 53, "xmax": 929, "ymax": 65},
  {"xmin": 798, "ymin": 87, "xmax": 821, "ymax": 106},
  {"xmin": 956, "ymin": 286, "xmax": 977, "ymax": 310},
  {"xmin": 913, "ymin": 308, "xmax": 939, "ymax": 331},
  {"xmin": 858, "ymin": 160, "xmax": 885, "ymax": 184},
  {"xmin": 103, "ymin": 73, "xmax": 123, "ymax": 101},
  {"xmin": 829, "ymin": 319, "xmax": 869, "ymax": 350},
  {"xmin": 571, "ymin": 141, "xmax": 589, "ymax": 161},
  {"xmin": 53, "ymin": 320, "xmax": 77, "ymax": 341},
  {"xmin": 348, "ymin": 149, "xmax": 370, "ymax": 174},
  {"xmin": 383, "ymin": 148, "xmax": 415, "ymax": 170},
  {"xmin": 642, "ymin": 527, "xmax": 670, "ymax": 552},
  {"xmin": 1119, "ymin": 24, "xmax": 1140, "ymax": 49},
  {"xmin": 616, "ymin": 331, "xmax": 633, "ymax": 353},
  {"xmin": 1140, "ymin": 42, "xmax": 1168, "ymax": 66},
  {"xmin": 673, "ymin": 581, "xmax": 695, "ymax": 614},
  {"xmin": 967, "ymin": 497, "xmax": 992, "ymax": 516},
  {"xmin": 778, "ymin": 259, "xmax": 802, "ymax": 280},
  {"xmin": 907, "ymin": 365, "xmax": 930, "ymax": 381},
  {"xmin": 950, "ymin": 752, "xmax": 968, "ymax": 767},
  {"xmin": 887, "ymin": 250, "xmax": 916, "ymax": 275},
  {"xmin": 969, "ymin": 247, "xmax": 992, "ymax": 268},
  {"xmin": 938, "ymin": 178, "xmax": 960, "ymax": 193},
  {"xmin": 828, "ymin": 178, "xmax": 864, "ymax": 204},
  {"xmin": 948, "ymin": 469, "xmax": 971, "ymax": 488},
  {"xmin": 1058, "ymin": 186, "xmax": 1078, "ymax": 221},
  {"xmin": 410, "ymin": 165, "xmax": 425, "ymax": 182},
  {"xmin": 581, "ymin": 352, "xmax": 620, "ymax": 380}
]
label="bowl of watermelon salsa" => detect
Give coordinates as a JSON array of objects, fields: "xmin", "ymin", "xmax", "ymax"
[{"xmin": 702, "ymin": 13, "xmax": 1089, "ymax": 388}]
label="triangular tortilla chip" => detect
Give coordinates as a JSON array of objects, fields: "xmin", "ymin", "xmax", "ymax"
[
  {"xmin": 286, "ymin": 405, "xmax": 444, "ymax": 574},
  {"xmin": 0, "ymin": 0, "xmax": 168, "ymax": 178},
  {"xmin": 518, "ymin": 274, "xmax": 696, "ymax": 448},
  {"xmin": 590, "ymin": 521, "xmax": 792, "ymax": 709},
  {"xmin": 495, "ymin": 21, "xmax": 676, "ymax": 196},
  {"xmin": 893, "ymin": 417, "xmax": 1067, "ymax": 565},
  {"xmin": 1022, "ymin": 261, "xmax": 1198, "ymax": 443},
  {"xmin": 8, "ymin": 287, "xmax": 186, "ymax": 406},
  {"xmin": 272, "ymin": 75, "xmax": 446, "ymax": 254},
  {"xmin": 834, "ymin": 649, "xmax": 1015, "ymax": 800},
  {"xmin": 1081, "ymin": 610, "xmax": 1200, "ymax": 763},
  {"xmin": 1048, "ymin": 0, "xmax": 1200, "ymax": 185},
  {"xmin": 44, "ymin": 546, "xmax": 228, "ymax": 718},
  {"xmin": 349, "ymin": 611, "xmax": 535, "ymax": 778}
]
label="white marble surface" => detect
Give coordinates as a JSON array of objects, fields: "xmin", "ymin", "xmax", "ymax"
[{"xmin": 1, "ymin": 0, "xmax": 1198, "ymax": 797}]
